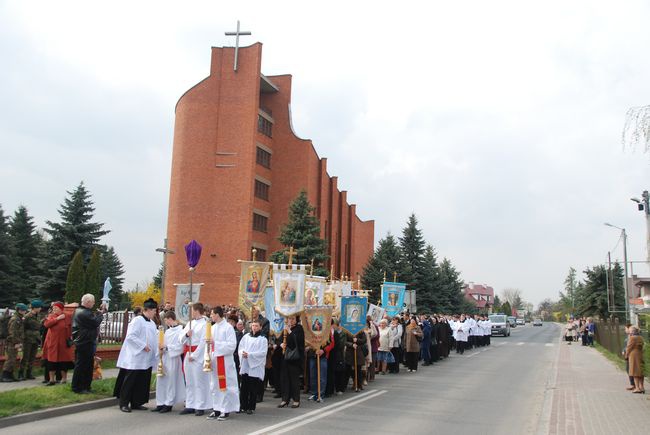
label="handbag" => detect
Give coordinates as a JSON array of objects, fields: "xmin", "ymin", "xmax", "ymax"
[
  {"xmin": 66, "ymin": 338, "xmax": 74, "ymax": 348},
  {"xmin": 284, "ymin": 346, "xmax": 300, "ymax": 361}
]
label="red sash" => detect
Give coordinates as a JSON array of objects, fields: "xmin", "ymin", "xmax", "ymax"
[
  {"xmin": 181, "ymin": 345, "xmax": 198, "ymax": 375},
  {"xmin": 215, "ymin": 355, "xmax": 227, "ymax": 391}
]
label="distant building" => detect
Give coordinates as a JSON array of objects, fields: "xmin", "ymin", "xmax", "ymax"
[{"xmin": 463, "ymin": 282, "xmax": 494, "ymax": 313}]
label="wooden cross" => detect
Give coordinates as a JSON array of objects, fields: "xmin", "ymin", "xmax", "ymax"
[
  {"xmin": 287, "ymin": 246, "xmax": 297, "ymax": 265},
  {"xmin": 225, "ymin": 20, "xmax": 251, "ymax": 72}
]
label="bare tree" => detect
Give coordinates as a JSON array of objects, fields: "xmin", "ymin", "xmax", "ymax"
[
  {"xmin": 622, "ymin": 106, "xmax": 650, "ymax": 153},
  {"xmin": 501, "ymin": 288, "xmax": 523, "ymax": 309}
]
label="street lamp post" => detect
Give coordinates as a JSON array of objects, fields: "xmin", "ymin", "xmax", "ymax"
[
  {"xmin": 156, "ymin": 239, "xmax": 175, "ymax": 305},
  {"xmin": 604, "ymin": 223, "xmax": 630, "ymax": 323}
]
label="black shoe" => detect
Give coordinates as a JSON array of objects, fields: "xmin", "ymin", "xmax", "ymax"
[
  {"xmin": 246, "ymin": 410, "xmax": 254, "ymax": 415},
  {"xmin": 273, "ymin": 393, "xmax": 282, "ymax": 398},
  {"xmin": 17, "ymin": 371, "xmax": 25, "ymax": 381},
  {"xmin": 151, "ymin": 406, "xmax": 164, "ymax": 412},
  {"xmin": 76, "ymin": 390, "xmax": 91, "ymax": 394},
  {"xmin": 217, "ymin": 413, "xmax": 229, "ymax": 421},
  {"xmin": 26, "ymin": 371, "xmax": 35, "ymax": 380},
  {"xmin": 194, "ymin": 410, "xmax": 204, "ymax": 416},
  {"xmin": 41, "ymin": 380, "xmax": 49, "ymax": 384},
  {"xmin": 159, "ymin": 406, "xmax": 172, "ymax": 413},
  {"xmin": 45, "ymin": 381, "xmax": 56, "ymax": 386},
  {"xmin": 179, "ymin": 408, "xmax": 195, "ymax": 415},
  {"xmin": 133, "ymin": 405, "xmax": 148, "ymax": 411},
  {"xmin": 207, "ymin": 411, "xmax": 220, "ymax": 420},
  {"xmin": 236, "ymin": 410, "xmax": 245, "ymax": 414},
  {"xmin": 120, "ymin": 406, "xmax": 131, "ymax": 413}
]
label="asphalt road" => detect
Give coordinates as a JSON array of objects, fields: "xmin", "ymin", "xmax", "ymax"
[{"xmin": 4, "ymin": 322, "xmax": 562, "ymax": 435}]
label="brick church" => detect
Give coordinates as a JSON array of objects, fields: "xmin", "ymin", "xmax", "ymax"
[{"xmin": 163, "ymin": 41, "xmax": 375, "ymax": 306}]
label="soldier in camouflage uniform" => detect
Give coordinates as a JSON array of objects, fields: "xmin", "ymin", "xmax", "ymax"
[
  {"xmin": 19, "ymin": 300, "xmax": 43, "ymax": 380},
  {"xmin": 1, "ymin": 303, "xmax": 27, "ymax": 382}
]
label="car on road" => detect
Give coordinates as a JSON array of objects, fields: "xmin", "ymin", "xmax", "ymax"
[
  {"xmin": 533, "ymin": 318, "xmax": 543, "ymax": 326},
  {"xmin": 489, "ymin": 314, "xmax": 511, "ymax": 336},
  {"xmin": 507, "ymin": 316, "xmax": 517, "ymax": 327},
  {"xmin": 516, "ymin": 318, "xmax": 525, "ymax": 326}
]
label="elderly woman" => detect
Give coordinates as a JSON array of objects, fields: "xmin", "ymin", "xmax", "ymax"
[
  {"xmin": 376, "ymin": 319, "xmax": 395, "ymax": 375},
  {"xmin": 42, "ymin": 302, "xmax": 74, "ymax": 385},
  {"xmin": 625, "ymin": 326, "xmax": 645, "ymax": 394},
  {"xmin": 405, "ymin": 318, "xmax": 423, "ymax": 372}
]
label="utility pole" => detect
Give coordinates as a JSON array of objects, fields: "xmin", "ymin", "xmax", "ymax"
[
  {"xmin": 605, "ymin": 223, "xmax": 630, "ymax": 324},
  {"xmin": 155, "ymin": 239, "xmax": 175, "ymax": 304},
  {"xmin": 631, "ymin": 190, "xmax": 650, "ymax": 268}
]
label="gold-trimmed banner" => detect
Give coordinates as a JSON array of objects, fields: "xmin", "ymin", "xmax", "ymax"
[
  {"xmin": 238, "ymin": 260, "xmax": 272, "ymax": 317},
  {"xmin": 301, "ymin": 306, "xmax": 333, "ymax": 350}
]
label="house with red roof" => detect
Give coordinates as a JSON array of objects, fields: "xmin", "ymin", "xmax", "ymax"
[{"xmin": 463, "ymin": 282, "xmax": 494, "ymax": 313}]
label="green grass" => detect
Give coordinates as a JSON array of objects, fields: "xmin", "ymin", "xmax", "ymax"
[
  {"xmin": 0, "ymin": 378, "xmax": 117, "ymax": 418},
  {"xmin": 18, "ymin": 359, "xmax": 117, "ymax": 379},
  {"xmin": 594, "ymin": 342, "xmax": 650, "ymax": 378}
]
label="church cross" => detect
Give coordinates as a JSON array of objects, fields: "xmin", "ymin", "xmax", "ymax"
[
  {"xmin": 287, "ymin": 246, "xmax": 297, "ymax": 265},
  {"xmin": 225, "ymin": 20, "xmax": 251, "ymax": 72}
]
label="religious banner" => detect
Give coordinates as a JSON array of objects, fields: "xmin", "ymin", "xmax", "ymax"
[
  {"xmin": 381, "ymin": 282, "xmax": 406, "ymax": 318},
  {"xmin": 263, "ymin": 284, "xmax": 284, "ymax": 337},
  {"xmin": 301, "ymin": 306, "xmax": 333, "ymax": 350},
  {"xmin": 238, "ymin": 260, "xmax": 273, "ymax": 317},
  {"xmin": 340, "ymin": 296, "xmax": 368, "ymax": 336},
  {"xmin": 304, "ymin": 275, "xmax": 326, "ymax": 307},
  {"xmin": 367, "ymin": 303, "xmax": 386, "ymax": 324},
  {"xmin": 174, "ymin": 283, "xmax": 203, "ymax": 323},
  {"xmin": 273, "ymin": 264, "xmax": 308, "ymax": 317}
]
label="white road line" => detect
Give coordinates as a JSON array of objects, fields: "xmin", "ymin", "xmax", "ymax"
[
  {"xmin": 267, "ymin": 390, "xmax": 388, "ymax": 434},
  {"xmin": 545, "ymin": 343, "xmax": 554, "ymax": 347},
  {"xmin": 517, "ymin": 342, "xmax": 525, "ymax": 346},
  {"xmin": 498, "ymin": 342, "xmax": 508, "ymax": 346},
  {"xmin": 465, "ymin": 352, "xmax": 480, "ymax": 358},
  {"xmin": 247, "ymin": 389, "xmax": 387, "ymax": 435}
]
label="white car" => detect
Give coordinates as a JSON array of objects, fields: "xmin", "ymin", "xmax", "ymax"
[
  {"xmin": 533, "ymin": 318, "xmax": 543, "ymax": 326},
  {"xmin": 516, "ymin": 318, "xmax": 525, "ymax": 326}
]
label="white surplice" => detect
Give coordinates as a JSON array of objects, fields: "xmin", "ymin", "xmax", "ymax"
[
  {"xmin": 454, "ymin": 320, "xmax": 469, "ymax": 342},
  {"xmin": 209, "ymin": 319, "xmax": 239, "ymax": 413},
  {"xmin": 156, "ymin": 324, "xmax": 186, "ymax": 406},
  {"xmin": 180, "ymin": 317, "xmax": 211, "ymax": 410},
  {"xmin": 117, "ymin": 315, "xmax": 158, "ymax": 370},
  {"xmin": 238, "ymin": 333, "xmax": 268, "ymax": 381}
]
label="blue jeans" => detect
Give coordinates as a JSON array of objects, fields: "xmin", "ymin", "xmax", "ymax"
[{"xmin": 309, "ymin": 356, "xmax": 328, "ymax": 397}]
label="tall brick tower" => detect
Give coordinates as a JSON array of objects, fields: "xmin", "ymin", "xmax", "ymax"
[{"xmin": 164, "ymin": 42, "xmax": 374, "ymax": 306}]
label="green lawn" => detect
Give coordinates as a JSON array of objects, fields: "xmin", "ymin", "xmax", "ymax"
[{"xmin": 0, "ymin": 378, "xmax": 117, "ymax": 418}]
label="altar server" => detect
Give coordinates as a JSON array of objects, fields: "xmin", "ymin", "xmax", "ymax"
[
  {"xmin": 207, "ymin": 306, "xmax": 239, "ymax": 421},
  {"xmin": 179, "ymin": 303, "xmax": 211, "ymax": 416},
  {"xmin": 152, "ymin": 311, "xmax": 185, "ymax": 413},
  {"xmin": 454, "ymin": 315, "xmax": 469, "ymax": 355},
  {"xmin": 238, "ymin": 319, "xmax": 268, "ymax": 414},
  {"xmin": 114, "ymin": 298, "xmax": 159, "ymax": 413}
]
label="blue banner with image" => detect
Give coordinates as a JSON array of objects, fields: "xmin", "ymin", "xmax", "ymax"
[
  {"xmin": 340, "ymin": 296, "xmax": 368, "ymax": 336},
  {"xmin": 381, "ymin": 282, "xmax": 406, "ymax": 318}
]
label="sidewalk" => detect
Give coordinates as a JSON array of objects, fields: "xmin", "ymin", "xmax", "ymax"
[
  {"xmin": 0, "ymin": 368, "xmax": 120, "ymax": 393},
  {"xmin": 545, "ymin": 338, "xmax": 650, "ymax": 435}
]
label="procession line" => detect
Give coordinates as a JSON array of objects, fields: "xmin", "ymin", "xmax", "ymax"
[
  {"xmin": 266, "ymin": 390, "xmax": 388, "ymax": 435},
  {"xmin": 247, "ymin": 389, "xmax": 386, "ymax": 435}
]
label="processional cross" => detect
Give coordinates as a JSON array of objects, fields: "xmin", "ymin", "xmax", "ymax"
[
  {"xmin": 287, "ymin": 246, "xmax": 297, "ymax": 265},
  {"xmin": 225, "ymin": 20, "xmax": 251, "ymax": 72}
]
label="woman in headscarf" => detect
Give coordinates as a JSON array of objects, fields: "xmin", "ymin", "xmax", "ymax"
[{"xmin": 42, "ymin": 302, "xmax": 74, "ymax": 385}]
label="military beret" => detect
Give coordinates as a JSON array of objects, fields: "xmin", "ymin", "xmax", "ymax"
[
  {"xmin": 30, "ymin": 299, "xmax": 43, "ymax": 308},
  {"xmin": 15, "ymin": 303, "xmax": 28, "ymax": 311}
]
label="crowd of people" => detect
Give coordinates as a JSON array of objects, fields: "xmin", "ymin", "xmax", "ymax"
[
  {"xmin": 563, "ymin": 317, "xmax": 595, "ymax": 346},
  {"xmin": 112, "ymin": 300, "xmax": 495, "ymax": 420}
]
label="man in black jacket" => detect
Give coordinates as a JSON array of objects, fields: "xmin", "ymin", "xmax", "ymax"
[{"xmin": 71, "ymin": 293, "xmax": 106, "ymax": 394}]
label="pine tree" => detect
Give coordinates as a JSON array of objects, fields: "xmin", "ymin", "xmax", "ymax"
[
  {"xmin": 437, "ymin": 258, "xmax": 466, "ymax": 313},
  {"xmin": 417, "ymin": 245, "xmax": 439, "ymax": 313},
  {"xmin": 577, "ymin": 263, "xmax": 624, "ymax": 320},
  {"xmin": 0, "ymin": 205, "xmax": 17, "ymax": 306},
  {"xmin": 398, "ymin": 214, "xmax": 426, "ymax": 292},
  {"xmin": 501, "ymin": 301, "xmax": 513, "ymax": 316},
  {"xmin": 152, "ymin": 263, "xmax": 163, "ymax": 289},
  {"xmin": 9, "ymin": 205, "xmax": 43, "ymax": 301},
  {"xmin": 361, "ymin": 233, "xmax": 402, "ymax": 304},
  {"xmin": 270, "ymin": 190, "xmax": 328, "ymax": 275},
  {"xmin": 100, "ymin": 246, "xmax": 125, "ymax": 310},
  {"xmin": 41, "ymin": 182, "xmax": 110, "ymax": 300},
  {"xmin": 65, "ymin": 251, "xmax": 85, "ymax": 303},
  {"xmin": 84, "ymin": 248, "xmax": 102, "ymax": 301}
]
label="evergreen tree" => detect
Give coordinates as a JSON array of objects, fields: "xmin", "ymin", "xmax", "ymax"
[
  {"xmin": 501, "ymin": 301, "xmax": 513, "ymax": 316},
  {"xmin": 361, "ymin": 233, "xmax": 402, "ymax": 304},
  {"xmin": 100, "ymin": 246, "xmax": 125, "ymax": 310},
  {"xmin": 152, "ymin": 263, "xmax": 163, "ymax": 289},
  {"xmin": 559, "ymin": 267, "xmax": 578, "ymax": 315},
  {"xmin": 270, "ymin": 190, "xmax": 328, "ymax": 275},
  {"xmin": 84, "ymin": 248, "xmax": 102, "ymax": 301},
  {"xmin": 417, "ymin": 245, "xmax": 439, "ymax": 313},
  {"xmin": 398, "ymin": 214, "xmax": 427, "ymax": 293},
  {"xmin": 576, "ymin": 263, "xmax": 625, "ymax": 320},
  {"xmin": 9, "ymin": 206, "xmax": 43, "ymax": 300},
  {"xmin": 65, "ymin": 251, "xmax": 85, "ymax": 303},
  {"xmin": 0, "ymin": 205, "xmax": 17, "ymax": 306},
  {"xmin": 41, "ymin": 182, "xmax": 109, "ymax": 300},
  {"xmin": 437, "ymin": 258, "xmax": 466, "ymax": 313}
]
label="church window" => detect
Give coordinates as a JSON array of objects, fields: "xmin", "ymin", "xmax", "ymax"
[
  {"xmin": 257, "ymin": 115, "xmax": 273, "ymax": 137},
  {"xmin": 256, "ymin": 147, "xmax": 271, "ymax": 168},
  {"xmin": 254, "ymin": 179, "xmax": 270, "ymax": 201},
  {"xmin": 253, "ymin": 213, "xmax": 268, "ymax": 233}
]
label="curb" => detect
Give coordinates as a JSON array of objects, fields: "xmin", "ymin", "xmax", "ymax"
[{"xmin": 0, "ymin": 391, "xmax": 155, "ymax": 429}]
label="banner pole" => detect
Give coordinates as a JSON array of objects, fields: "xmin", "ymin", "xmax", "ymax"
[
  {"xmin": 317, "ymin": 351, "xmax": 321, "ymax": 401},
  {"xmin": 354, "ymin": 340, "xmax": 358, "ymax": 392}
]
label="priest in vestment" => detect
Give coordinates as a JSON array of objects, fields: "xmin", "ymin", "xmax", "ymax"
[
  {"xmin": 114, "ymin": 298, "xmax": 158, "ymax": 412},
  {"xmin": 207, "ymin": 306, "xmax": 239, "ymax": 421},
  {"xmin": 152, "ymin": 310, "xmax": 186, "ymax": 413},
  {"xmin": 179, "ymin": 303, "xmax": 211, "ymax": 416},
  {"xmin": 238, "ymin": 319, "xmax": 268, "ymax": 413}
]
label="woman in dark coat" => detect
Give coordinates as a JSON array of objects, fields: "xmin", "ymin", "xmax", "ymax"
[
  {"xmin": 345, "ymin": 330, "xmax": 367, "ymax": 392},
  {"xmin": 420, "ymin": 318, "xmax": 432, "ymax": 365},
  {"xmin": 332, "ymin": 319, "xmax": 348, "ymax": 394},
  {"xmin": 278, "ymin": 316, "xmax": 304, "ymax": 408}
]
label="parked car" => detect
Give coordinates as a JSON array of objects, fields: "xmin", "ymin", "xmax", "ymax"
[
  {"xmin": 489, "ymin": 314, "xmax": 511, "ymax": 336},
  {"xmin": 516, "ymin": 318, "xmax": 525, "ymax": 326},
  {"xmin": 533, "ymin": 318, "xmax": 543, "ymax": 326},
  {"xmin": 507, "ymin": 316, "xmax": 517, "ymax": 327}
]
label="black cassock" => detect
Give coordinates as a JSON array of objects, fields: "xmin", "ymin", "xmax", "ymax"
[{"xmin": 113, "ymin": 368, "xmax": 152, "ymax": 408}]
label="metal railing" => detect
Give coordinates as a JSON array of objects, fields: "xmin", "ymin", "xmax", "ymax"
[{"xmin": 98, "ymin": 310, "xmax": 133, "ymax": 344}]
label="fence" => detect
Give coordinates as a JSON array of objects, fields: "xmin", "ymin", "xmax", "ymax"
[
  {"xmin": 98, "ymin": 310, "xmax": 133, "ymax": 344},
  {"xmin": 595, "ymin": 316, "xmax": 650, "ymax": 357}
]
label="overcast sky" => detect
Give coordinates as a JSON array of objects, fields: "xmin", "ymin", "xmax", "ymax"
[{"xmin": 1, "ymin": 0, "xmax": 648, "ymax": 306}]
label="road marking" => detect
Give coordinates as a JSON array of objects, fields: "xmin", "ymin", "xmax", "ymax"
[
  {"xmin": 247, "ymin": 389, "xmax": 387, "ymax": 435},
  {"xmin": 517, "ymin": 342, "xmax": 525, "ymax": 346},
  {"xmin": 545, "ymin": 343, "xmax": 555, "ymax": 347},
  {"xmin": 498, "ymin": 342, "xmax": 508, "ymax": 346}
]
